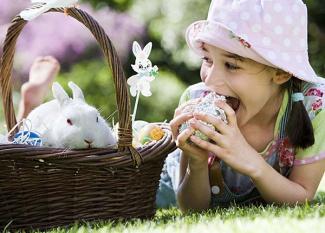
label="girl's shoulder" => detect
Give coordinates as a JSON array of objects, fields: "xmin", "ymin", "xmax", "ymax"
[{"xmin": 302, "ymin": 82, "xmax": 325, "ymax": 120}]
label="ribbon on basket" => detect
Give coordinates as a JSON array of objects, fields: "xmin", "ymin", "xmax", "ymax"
[
  {"xmin": 20, "ymin": 0, "xmax": 79, "ymax": 21},
  {"xmin": 7, "ymin": 119, "xmax": 43, "ymax": 146}
]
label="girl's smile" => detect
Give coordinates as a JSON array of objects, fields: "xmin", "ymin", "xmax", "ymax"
[{"xmin": 200, "ymin": 44, "xmax": 289, "ymax": 127}]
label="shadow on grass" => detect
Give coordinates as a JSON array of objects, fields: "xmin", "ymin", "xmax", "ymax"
[{"xmin": 312, "ymin": 191, "xmax": 325, "ymax": 204}]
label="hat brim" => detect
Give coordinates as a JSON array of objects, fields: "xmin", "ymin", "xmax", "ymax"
[
  {"xmin": 253, "ymin": 46, "xmax": 325, "ymax": 84},
  {"xmin": 186, "ymin": 20, "xmax": 325, "ymax": 84},
  {"xmin": 185, "ymin": 20, "xmax": 275, "ymax": 67}
]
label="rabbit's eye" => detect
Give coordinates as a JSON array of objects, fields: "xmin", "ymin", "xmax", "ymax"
[
  {"xmin": 96, "ymin": 116, "xmax": 99, "ymax": 123},
  {"xmin": 67, "ymin": 119, "xmax": 73, "ymax": 125},
  {"xmin": 139, "ymin": 64, "xmax": 143, "ymax": 69}
]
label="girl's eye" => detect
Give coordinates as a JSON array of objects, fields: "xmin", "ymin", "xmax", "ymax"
[
  {"xmin": 202, "ymin": 57, "xmax": 212, "ymax": 65},
  {"xmin": 67, "ymin": 119, "xmax": 73, "ymax": 125},
  {"xmin": 225, "ymin": 62, "xmax": 240, "ymax": 70},
  {"xmin": 96, "ymin": 116, "xmax": 99, "ymax": 123}
]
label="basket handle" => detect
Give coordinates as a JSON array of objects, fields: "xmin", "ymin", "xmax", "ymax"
[{"xmin": 0, "ymin": 7, "xmax": 143, "ymax": 166}]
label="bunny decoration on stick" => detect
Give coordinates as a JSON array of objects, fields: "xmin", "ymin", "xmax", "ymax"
[{"xmin": 127, "ymin": 41, "xmax": 158, "ymax": 123}]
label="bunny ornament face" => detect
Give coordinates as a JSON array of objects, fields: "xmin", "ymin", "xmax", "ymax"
[
  {"xmin": 131, "ymin": 41, "xmax": 153, "ymax": 75},
  {"xmin": 26, "ymin": 82, "xmax": 117, "ymax": 149}
]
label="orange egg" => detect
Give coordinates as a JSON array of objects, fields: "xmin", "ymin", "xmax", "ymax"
[{"xmin": 139, "ymin": 124, "xmax": 165, "ymax": 144}]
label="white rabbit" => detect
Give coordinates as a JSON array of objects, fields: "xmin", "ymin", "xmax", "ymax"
[
  {"xmin": 127, "ymin": 41, "xmax": 158, "ymax": 97},
  {"xmin": 26, "ymin": 81, "xmax": 117, "ymax": 149}
]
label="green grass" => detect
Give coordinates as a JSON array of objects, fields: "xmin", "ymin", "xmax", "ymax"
[
  {"xmin": 39, "ymin": 195, "xmax": 325, "ymax": 233},
  {"xmin": 11, "ymin": 189, "xmax": 324, "ymax": 233}
]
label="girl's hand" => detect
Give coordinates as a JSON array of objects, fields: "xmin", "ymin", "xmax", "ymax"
[
  {"xmin": 170, "ymin": 100, "xmax": 210, "ymax": 167},
  {"xmin": 189, "ymin": 100, "xmax": 263, "ymax": 176}
]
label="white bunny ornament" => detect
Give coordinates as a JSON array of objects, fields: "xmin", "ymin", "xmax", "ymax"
[
  {"xmin": 26, "ymin": 82, "xmax": 116, "ymax": 149},
  {"xmin": 127, "ymin": 41, "xmax": 158, "ymax": 97}
]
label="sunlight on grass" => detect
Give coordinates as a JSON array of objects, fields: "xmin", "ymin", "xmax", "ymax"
[
  {"xmin": 93, "ymin": 219, "xmax": 325, "ymax": 233},
  {"xmin": 35, "ymin": 199, "xmax": 325, "ymax": 233}
]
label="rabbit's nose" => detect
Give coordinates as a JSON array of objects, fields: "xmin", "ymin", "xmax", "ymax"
[{"xmin": 84, "ymin": 139, "xmax": 93, "ymax": 145}]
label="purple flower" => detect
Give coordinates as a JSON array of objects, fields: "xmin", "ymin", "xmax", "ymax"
[{"xmin": 0, "ymin": 0, "xmax": 145, "ymax": 81}]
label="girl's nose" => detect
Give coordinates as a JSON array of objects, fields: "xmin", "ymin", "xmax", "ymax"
[{"xmin": 205, "ymin": 68, "xmax": 226, "ymax": 87}]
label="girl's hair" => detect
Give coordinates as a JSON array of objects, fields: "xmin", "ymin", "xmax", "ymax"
[{"xmin": 286, "ymin": 78, "xmax": 315, "ymax": 149}]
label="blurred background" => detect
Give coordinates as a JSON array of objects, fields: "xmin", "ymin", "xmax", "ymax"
[{"xmin": 0, "ymin": 0, "xmax": 325, "ymax": 131}]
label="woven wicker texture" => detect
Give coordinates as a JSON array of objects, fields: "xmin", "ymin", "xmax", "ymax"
[{"xmin": 0, "ymin": 6, "xmax": 176, "ymax": 230}]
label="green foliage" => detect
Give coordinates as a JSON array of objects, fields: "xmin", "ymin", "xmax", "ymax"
[
  {"xmin": 135, "ymin": 70, "xmax": 186, "ymax": 122},
  {"xmin": 83, "ymin": 0, "xmax": 132, "ymax": 11},
  {"xmin": 129, "ymin": 0, "xmax": 209, "ymax": 71},
  {"xmin": 307, "ymin": 0, "xmax": 325, "ymax": 76}
]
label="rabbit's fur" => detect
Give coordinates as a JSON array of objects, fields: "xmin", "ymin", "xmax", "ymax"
[{"xmin": 27, "ymin": 82, "xmax": 116, "ymax": 149}]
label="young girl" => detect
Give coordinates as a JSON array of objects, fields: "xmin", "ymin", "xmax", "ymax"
[{"xmin": 165, "ymin": 0, "xmax": 325, "ymax": 211}]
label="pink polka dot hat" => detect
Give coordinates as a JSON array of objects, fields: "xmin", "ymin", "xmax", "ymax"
[{"xmin": 186, "ymin": 0, "xmax": 325, "ymax": 84}]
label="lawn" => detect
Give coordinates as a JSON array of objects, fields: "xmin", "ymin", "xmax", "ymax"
[{"xmin": 11, "ymin": 175, "xmax": 324, "ymax": 233}]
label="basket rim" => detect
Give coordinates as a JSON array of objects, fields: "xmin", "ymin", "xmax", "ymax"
[{"xmin": 0, "ymin": 123, "xmax": 176, "ymax": 167}]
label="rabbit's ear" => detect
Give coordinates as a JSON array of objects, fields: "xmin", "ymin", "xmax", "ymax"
[
  {"xmin": 143, "ymin": 42, "xmax": 152, "ymax": 58},
  {"xmin": 132, "ymin": 41, "xmax": 142, "ymax": 56},
  {"xmin": 52, "ymin": 82, "xmax": 69, "ymax": 105},
  {"xmin": 68, "ymin": 81, "xmax": 85, "ymax": 102}
]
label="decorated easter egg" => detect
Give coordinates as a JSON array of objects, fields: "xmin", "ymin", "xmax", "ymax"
[
  {"xmin": 138, "ymin": 123, "xmax": 165, "ymax": 145},
  {"xmin": 179, "ymin": 92, "xmax": 228, "ymax": 141}
]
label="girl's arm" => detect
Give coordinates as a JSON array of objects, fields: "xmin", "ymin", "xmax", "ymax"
[
  {"xmin": 251, "ymin": 157, "xmax": 325, "ymax": 204},
  {"xmin": 176, "ymin": 151, "xmax": 211, "ymax": 212},
  {"xmin": 170, "ymin": 97, "xmax": 213, "ymax": 212},
  {"xmin": 190, "ymin": 101, "xmax": 325, "ymax": 204}
]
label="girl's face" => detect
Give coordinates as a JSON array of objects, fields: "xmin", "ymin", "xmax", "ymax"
[{"xmin": 201, "ymin": 44, "xmax": 287, "ymax": 127}]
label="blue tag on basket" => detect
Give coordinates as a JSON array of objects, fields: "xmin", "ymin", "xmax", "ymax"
[{"xmin": 13, "ymin": 131, "xmax": 42, "ymax": 147}]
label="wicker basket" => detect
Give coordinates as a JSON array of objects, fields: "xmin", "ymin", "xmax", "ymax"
[{"xmin": 0, "ymin": 6, "xmax": 176, "ymax": 230}]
